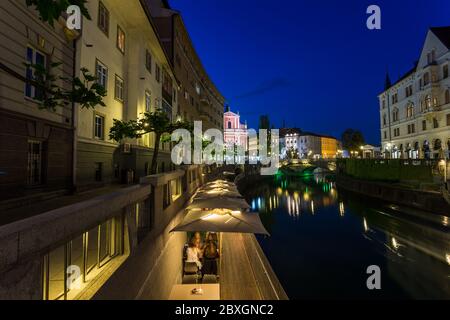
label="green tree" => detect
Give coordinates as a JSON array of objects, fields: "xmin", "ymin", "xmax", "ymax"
[
  {"xmin": 25, "ymin": 0, "xmax": 91, "ymax": 26},
  {"xmin": 109, "ymin": 110, "xmax": 192, "ymax": 175},
  {"xmin": 25, "ymin": 62, "xmax": 106, "ymax": 111},
  {"xmin": 341, "ymin": 129, "xmax": 365, "ymax": 153}
]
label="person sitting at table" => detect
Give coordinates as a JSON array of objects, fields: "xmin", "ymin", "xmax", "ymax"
[
  {"xmin": 205, "ymin": 232, "xmax": 218, "ymax": 247},
  {"xmin": 193, "ymin": 232, "xmax": 204, "ymax": 249},
  {"xmin": 186, "ymin": 238, "xmax": 202, "ymax": 270},
  {"xmin": 202, "ymin": 241, "xmax": 219, "ymax": 275}
]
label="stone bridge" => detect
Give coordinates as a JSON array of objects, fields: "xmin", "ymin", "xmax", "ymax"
[{"xmin": 280, "ymin": 159, "xmax": 337, "ymax": 175}]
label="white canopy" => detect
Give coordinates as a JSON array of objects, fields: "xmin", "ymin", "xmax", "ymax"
[
  {"xmin": 187, "ymin": 196, "xmax": 250, "ymax": 210},
  {"xmin": 171, "ymin": 209, "xmax": 269, "ymax": 235}
]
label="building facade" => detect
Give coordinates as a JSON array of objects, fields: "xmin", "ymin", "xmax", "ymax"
[
  {"xmin": 379, "ymin": 27, "xmax": 450, "ymax": 159},
  {"xmin": 145, "ymin": 0, "xmax": 225, "ymax": 131},
  {"xmin": 224, "ymin": 108, "xmax": 248, "ymax": 150},
  {"xmin": 75, "ymin": 0, "xmax": 178, "ymax": 189},
  {"xmin": 280, "ymin": 129, "xmax": 339, "ymax": 159},
  {"xmin": 0, "ymin": 0, "xmax": 75, "ymax": 200}
]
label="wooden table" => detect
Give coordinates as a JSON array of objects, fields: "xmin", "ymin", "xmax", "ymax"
[{"xmin": 169, "ymin": 284, "xmax": 220, "ymax": 300}]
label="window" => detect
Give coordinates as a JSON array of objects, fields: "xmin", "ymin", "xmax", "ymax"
[
  {"xmin": 382, "ymin": 99, "xmax": 386, "ymax": 109},
  {"xmin": 406, "ymin": 103, "xmax": 414, "ymax": 118},
  {"xmin": 25, "ymin": 47, "xmax": 46, "ymax": 100},
  {"xmin": 423, "ymin": 72, "xmax": 430, "ymax": 86},
  {"xmin": 94, "ymin": 114, "xmax": 105, "ymax": 139},
  {"xmin": 43, "ymin": 217, "xmax": 123, "ymax": 300},
  {"xmin": 433, "ymin": 118, "xmax": 439, "ymax": 129},
  {"xmin": 145, "ymin": 91, "xmax": 151, "ymax": 112},
  {"xmin": 422, "ymin": 120, "xmax": 427, "ymax": 131},
  {"xmin": 444, "ymin": 65, "xmax": 449, "ymax": 79},
  {"xmin": 405, "ymin": 85, "xmax": 413, "ymax": 97},
  {"xmin": 95, "ymin": 60, "xmax": 108, "ymax": 90},
  {"xmin": 114, "ymin": 75, "xmax": 124, "ymax": 102},
  {"xmin": 447, "ymin": 114, "xmax": 450, "ymax": 126},
  {"xmin": 116, "ymin": 26, "xmax": 125, "ymax": 54},
  {"xmin": 27, "ymin": 140, "xmax": 42, "ymax": 185},
  {"xmin": 155, "ymin": 64, "xmax": 161, "ymax": 83},
  {"xmin": 427, "ymin": 50, "xmax": 436, "ymax": 64},
  {"xmin": 228, "ymin": 121, "xmax": 232, "ymax": 129},
  {"xmin": 445, "ymin": 90, "xmax": 450, "ymax": 105},
  {"xmin": 392, "ymin": 108, "xmax": 399, "ymax": 122},
  {"xmin": 145, "ymin": 50, "xmax": 152, "ymax": 73},
  {"xmin": 98, "ymin": 1, "xmax": 109, "ymax": 36},
  {"xmin": 394, "ymin": 128, "xmax": 400, "ymax": 137},
  {"xmin": 94, "ymin": 162, "xmax": 103, "ymax": 182},
  {"xmin": 407, "ymin": 124, "xmax": 415, "ymax": 134},
  {"xmin": 383, "ymin": 131, "xmax": 387, "ymax": 139},
  {"xmin": 391, "ymin": 93, "xmax": 398, "ymax": 104}
]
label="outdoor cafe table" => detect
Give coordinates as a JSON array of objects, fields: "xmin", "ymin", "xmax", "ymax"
[{"xmin": 169, "ymin": 284, "xmax": 220, "ymax": 300}]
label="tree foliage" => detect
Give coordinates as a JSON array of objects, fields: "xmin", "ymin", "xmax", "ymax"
[
  {"xmin": 25, "ymin": 63, "xmax": 106, "ymax": 111},
  {"xmin": 25, "ymin": 0, "xmax": 91, "ymax": 26},
  {"xmin": 110, "ymin": 110, "xmax": 193, "ymax": 174},
  {"xmin": 341, "ymin": 129, "xmax": 365, "ymax": 152}
]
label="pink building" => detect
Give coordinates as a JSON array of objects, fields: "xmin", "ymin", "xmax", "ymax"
[{"xmin": 224, "ymin": 108, "xmax": 248, "ymax": 150}]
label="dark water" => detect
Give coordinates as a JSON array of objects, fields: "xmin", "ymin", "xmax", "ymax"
[{"xmin": 244, "ymin": 173, "xmax": 450, "ymax": 299}]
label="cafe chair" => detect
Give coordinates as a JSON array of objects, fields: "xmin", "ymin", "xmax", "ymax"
[
  {"xmin": 184, "ymin": 261, "xmax": 199, "ymax": 275},
  {"xmin": 182, "ymin": 274, "xmax": 199, "ymax": 284},
  {"xmin": 202, "ymin": 274, "xmax": 218, "ymax": 284}
]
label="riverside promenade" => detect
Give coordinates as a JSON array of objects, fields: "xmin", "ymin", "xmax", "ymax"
[{"xmin": 0, "ymin": 164, "xmax": 288, "ymax": 300}]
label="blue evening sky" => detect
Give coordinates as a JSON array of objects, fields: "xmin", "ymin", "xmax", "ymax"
[{"xmin": 170, "ymin": 0, "xmax": 450, "ymax": 145}]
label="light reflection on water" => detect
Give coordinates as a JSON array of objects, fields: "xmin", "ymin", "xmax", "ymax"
[{"xmin": 244, "ymin": 173, "xmax": 450, "ymax": 299}]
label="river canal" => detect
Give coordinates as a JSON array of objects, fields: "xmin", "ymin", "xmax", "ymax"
[{"xmin": 243, "ymin": 173, "xmax": 450, "ymax": 299}]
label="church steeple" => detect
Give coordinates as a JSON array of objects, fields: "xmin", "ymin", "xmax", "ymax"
[{"xmin": 384, "ymin": 71, "xmax": 392, "ymax": 90}]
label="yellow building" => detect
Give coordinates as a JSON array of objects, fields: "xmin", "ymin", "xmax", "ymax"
[{"xmin": 320, "ymin": 136, "xmax": 339, "ymax": 159}]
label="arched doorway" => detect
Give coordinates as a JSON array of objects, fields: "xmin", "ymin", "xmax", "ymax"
[
  {"xmin": 433, "ymin": 139, "xmax": 442, "ymax": 159},
  {"xmin": 423, "ymin": 140, "xmax": 430, "ymax": 159}
]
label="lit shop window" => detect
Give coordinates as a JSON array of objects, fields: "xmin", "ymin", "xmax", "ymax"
[{"xmin": 42, "ymin": 217, "xmax": 124, "ymax": 300}]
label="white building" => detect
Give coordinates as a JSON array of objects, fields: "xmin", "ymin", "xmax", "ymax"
[{"xmin": 379, "ymin": 26, "xmax": 450, "ymax": 159}]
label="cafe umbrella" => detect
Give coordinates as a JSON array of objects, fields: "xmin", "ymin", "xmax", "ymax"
[
  {"xmin": 170, "ymin": 209, "xmax": 269, "ymax": 235},
  {"xmin": 186, "ymin": 196, "xmax": 250, "ymax": 210}
]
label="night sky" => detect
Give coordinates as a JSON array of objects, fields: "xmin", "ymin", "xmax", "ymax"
[{"xmin": 170, "ymin": 0, "xmax": 449, "ymax": 145}]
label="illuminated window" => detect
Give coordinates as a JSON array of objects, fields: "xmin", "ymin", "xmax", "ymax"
[
  {"xmin": 114, "ymin": 75, "xmax": 124, "ymax": 102},
  {"xmin": 116, "ymin": 26, "xmax": 125, "ymax": 54},
  {"xmin": 42, "ymin": 217, "xmax": 123, "ymax": 300},
  {"xmin": 145, "ymin": 91, "xmax": 151, "ymax": 112},
  {"xmin": 98, "ymin": 1, "xmax": 109, "ymax": 36},
  {"xmin": 94, "ymin": 114, "xmax": 105, "ymax": 140}
]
